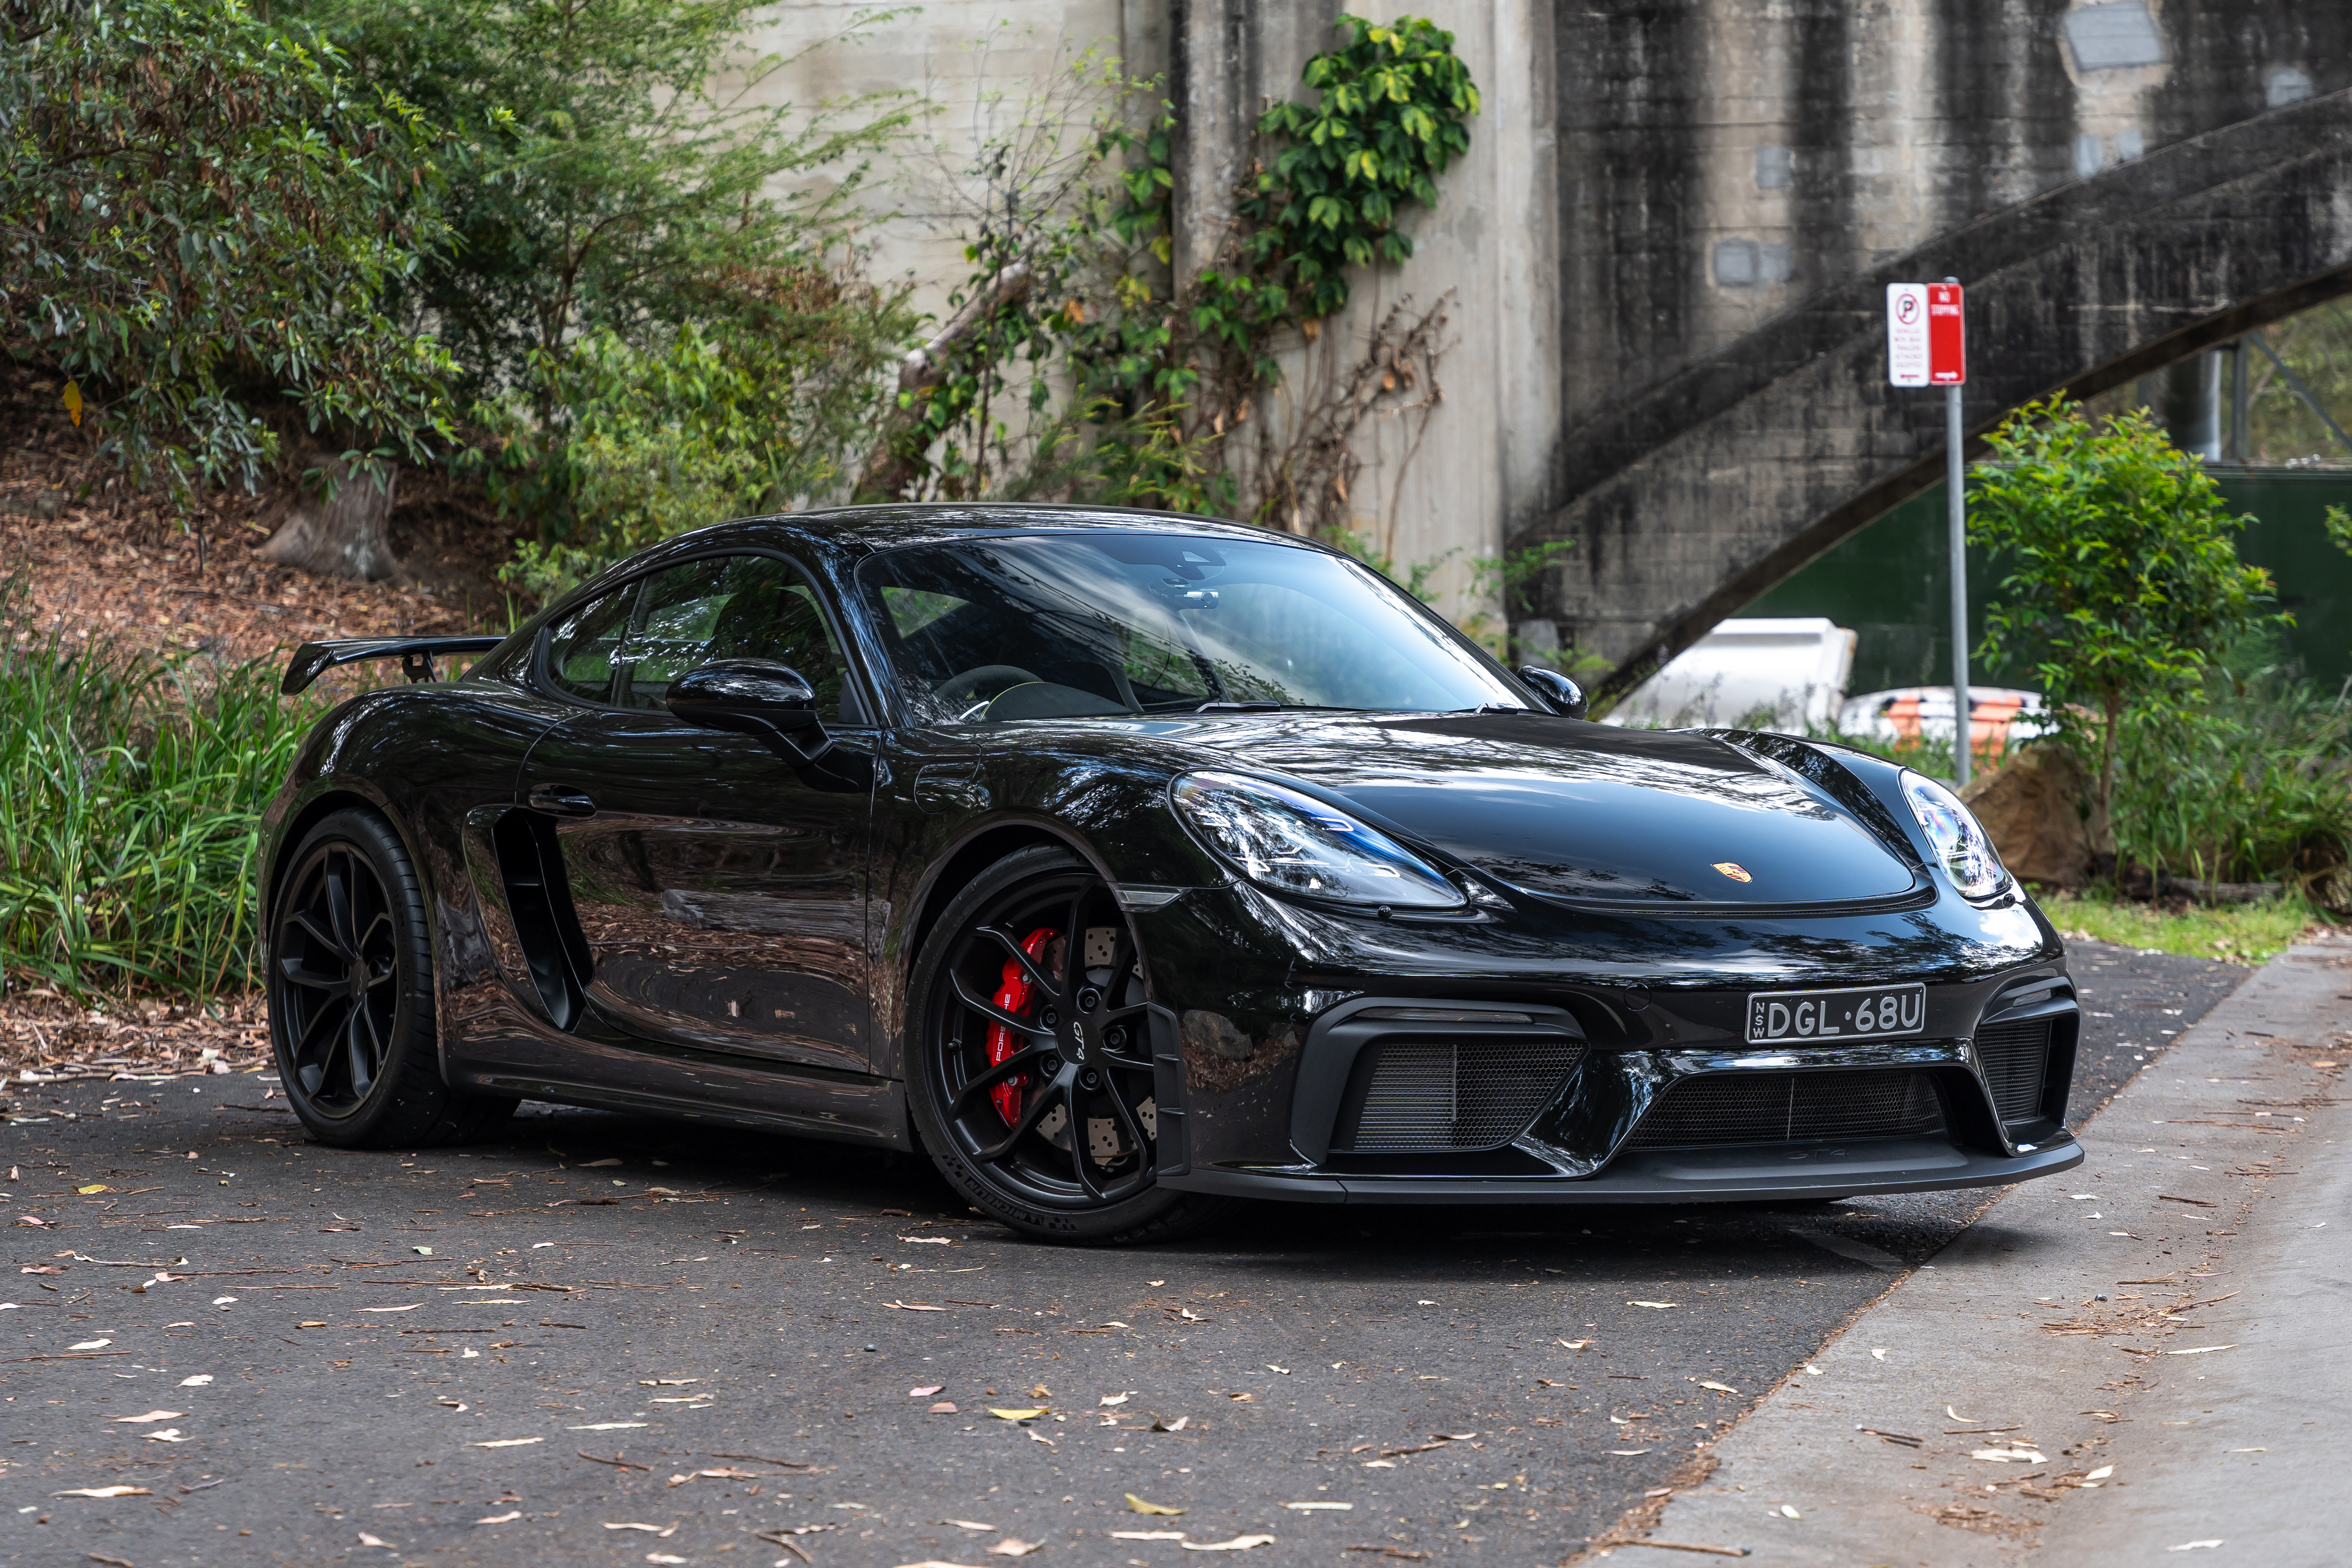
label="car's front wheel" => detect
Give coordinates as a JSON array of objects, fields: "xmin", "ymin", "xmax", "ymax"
[
  {"xmin": 906, "ymin": 846, "xmax": 1232, "ymax": 1244},
  {"xmin": 267, "ymin": 807, "xmax": 516, "ymax": 1148}
]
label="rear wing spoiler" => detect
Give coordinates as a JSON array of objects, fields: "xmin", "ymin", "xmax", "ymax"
[{"xmin": 282, "ymin": 635, "xmax": 507, "ymax": 695}]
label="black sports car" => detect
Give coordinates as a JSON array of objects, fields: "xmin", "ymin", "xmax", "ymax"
[{"xmin": 260, "ymin": 506, "xmax": 2081, "ymax": 1242}]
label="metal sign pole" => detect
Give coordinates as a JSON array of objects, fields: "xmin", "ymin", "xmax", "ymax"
[
  {"xmin": 1889, "ymin": 275, "xmax": 1970, "ymax": 785},
  {"xmin": 1946, "ymin": 377, "xmax": 1970, "ymax": 789}
]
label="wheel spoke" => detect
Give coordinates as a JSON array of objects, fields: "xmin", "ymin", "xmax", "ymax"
[
  {"xmin": 275, "ymin": 955, "xmax": 345, "ymax": 993},
  {"xmin": 363, "ymin": 960, "xmax": 397, "ymax": 992},
  {"xmin": 325, "ymin": 850, "xmax": 358, "ymax": 952},
  {"xmin": 972, "ymin": 1074, "xmax": 1066, "ymax": 1163},
  {"xmin": 1060, "ymin": 887, "xmax": 1091, "ymax": 991},
  {"xmin": 1099, "ymin": 1032, "xmax": 1155, "ymax": 1072},
  {"xmin": 292, "ymin": 910, "xmax": 345, "ymax": 961},
  {"xmin": 291, "ymin": 994, "xmax": 348, "ymax": 1077},
  {"xmin": 1102, "ymin": 1072, "xmax": 1154, "ymax": 1153},
  {"xmin": 356, "ymin": 908, "xmax": 394, "ymax": 964},
  {"xmin": 977, "ymin": 925, "xmax": 1058, "ymax": 998},
  {"xmin": 950, "ymin": 1043, "xmax": 1053, "ymax": 1118},
  {"xmin": 949, "ymin": 971, "xmax": 1051, "ymax": 1038},
  {"xmin": 1067, "ymin": 1083, "xmax": 1106, "ymax": 1201},
  {"xmin": 348, "ymin": 1003, "xmax": 383, "ymax": 1099}
]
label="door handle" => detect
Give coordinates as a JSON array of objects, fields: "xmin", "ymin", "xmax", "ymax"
[{"xmin": 527, "ymin": 782, "xmax": 597, "ymax": 817}]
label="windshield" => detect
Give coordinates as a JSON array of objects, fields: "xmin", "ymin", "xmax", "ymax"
[{"xmin": 856, "ymin": 532, "xmax": 1526, "ymax": 724}]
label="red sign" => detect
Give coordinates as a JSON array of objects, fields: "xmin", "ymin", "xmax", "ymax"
[{"xmin": 1926, "ymin": 282, "xmax": 1965, "ymax": 384}]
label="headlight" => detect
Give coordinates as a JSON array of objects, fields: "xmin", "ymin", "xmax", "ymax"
[
  {"xmin": 1900, "ymin": 769, "xmax": 2010, "ymax": 899},
  {"xmin": 1171, "ymin": 771, "xmax": 1465, "ymax": 911}
]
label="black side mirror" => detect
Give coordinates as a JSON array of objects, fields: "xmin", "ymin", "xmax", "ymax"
[
  {"xmin": 1517, "ymin": 665, "xmax": 1588, "ymax": 720},
  {"xmin": 667, "ymin": 659, "xmax": 829, "ymax": 759}
]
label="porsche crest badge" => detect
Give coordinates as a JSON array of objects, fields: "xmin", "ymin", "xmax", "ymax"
[{"xmin": 1712, "ymin": 861, "xmax": 1753, "ymax": 883}]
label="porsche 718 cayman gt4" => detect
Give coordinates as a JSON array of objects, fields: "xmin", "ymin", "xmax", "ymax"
[{"xmin": 260, "ymin": 506, "xmax": 2080, "ymax": 1242}]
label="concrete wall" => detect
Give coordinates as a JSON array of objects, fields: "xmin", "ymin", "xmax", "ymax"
[{"xmin": 738, "ymin": 1, "xmax": 2352, "ymax": 668}]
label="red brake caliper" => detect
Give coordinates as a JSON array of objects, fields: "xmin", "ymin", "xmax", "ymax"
[{"xmin": 986, "ymin": 927, "xmax": 1058, "ymax": 1124}]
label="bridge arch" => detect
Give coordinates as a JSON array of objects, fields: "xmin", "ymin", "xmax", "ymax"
[{"xmin": 1520, "ymin": 89, "xmax": 2352, "ymax": 695}]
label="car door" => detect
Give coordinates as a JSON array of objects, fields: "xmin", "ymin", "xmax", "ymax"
[{"xmin": 517, "ymin": 551, "xmax": 879, "ymax": 1072}]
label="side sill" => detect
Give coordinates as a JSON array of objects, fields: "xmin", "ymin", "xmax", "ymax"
[{"xmin": 456, "ymin": 1069, "xmax": 909, "ymax": 1148}]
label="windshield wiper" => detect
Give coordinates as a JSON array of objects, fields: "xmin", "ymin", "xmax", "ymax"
[{"xmin": 1193, "ymin": 699, "xmax": 1342, "ymax": 713}]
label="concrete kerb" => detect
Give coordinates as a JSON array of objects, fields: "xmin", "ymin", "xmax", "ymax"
[{"xmin": 1574, "ymin": 935, "xmax": 2352, "ymax": 1566}]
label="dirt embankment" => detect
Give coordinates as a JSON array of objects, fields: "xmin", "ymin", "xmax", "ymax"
[{"xmin": 0, "ymin": 365, "xmax": 528, "ymax": 665}]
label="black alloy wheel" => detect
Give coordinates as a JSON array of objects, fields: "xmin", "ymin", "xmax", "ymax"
[
  {"xmin": 267, "ymin": 808, "xmax": 515, "ymax": 1148},
  {"xmin": 907, "ymin": 846, "xmax": 1231, "ymax": 1244},
  {"xmin": 274, "ymin": 836, "xmax": 400, "ymax": 1117}
]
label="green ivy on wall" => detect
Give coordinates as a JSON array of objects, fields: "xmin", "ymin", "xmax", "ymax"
[{"xmin": 860, "ymin": 14, "xmax": 1481, "ymax": 534}]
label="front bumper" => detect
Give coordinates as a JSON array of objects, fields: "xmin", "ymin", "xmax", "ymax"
[{"xmin": 1136, "ymin": 880, "xmax": 2080, "ymax": 1205}]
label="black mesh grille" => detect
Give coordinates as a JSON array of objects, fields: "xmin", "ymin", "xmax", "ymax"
[
  {"xmin": 1624, "ymin": 1069, "xmax": 1946, "ymax": 1149},
  {"xmin": 1976, "ymin": 1017, "xmax": 2053, "ymax": 1122},
  {"xmin": 1344, "ymin": 1038, "xmax": 1585, "ymax": 1151}
]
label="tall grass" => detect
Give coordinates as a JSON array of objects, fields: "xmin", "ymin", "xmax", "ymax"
[
  {"xmin": 0, "ymin": 589, "xmax": 322, "ymax": 1000},
  {"xmin": 2110, "ymin": 656, "xmax": 2352, "ymax": 891}
]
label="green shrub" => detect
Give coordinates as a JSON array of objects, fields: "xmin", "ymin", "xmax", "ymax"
[
  {"xmin": 0, "ymin": 592, "xmax": 322, "ymax": 1000},
  {"xmin": 0, "ymin": 0, "xmax": 458, "ymax": 497},
  {"xmin": 1970, "ymin": 396, "xmax": 2285, "ymax": 826},
  {"xmin": 488, "ymin": 284, "xmax": 912, "ymax": 600},
  {"xmin": 2109, "ymin": 645, "xmax": 2352, "ymax": 890}
]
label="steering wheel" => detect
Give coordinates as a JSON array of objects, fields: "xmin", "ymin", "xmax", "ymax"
[{"xmin": 933, "ymin": 664, "xmax": 1042, "ymax": 709}]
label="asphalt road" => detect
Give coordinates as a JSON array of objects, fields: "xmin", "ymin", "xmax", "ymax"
[{"xmin": 1, "ymin": 939, "xmax": 2244, "ymax": 1567}]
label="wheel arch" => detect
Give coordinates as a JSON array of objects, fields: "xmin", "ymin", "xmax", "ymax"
[
  {"xmin": 884, "ymin": 817, "xmax": 1116, "ymax": 1084},
  {"xmin": 262, "ymin": 780, "xmax": 419, "ymax": 932}
]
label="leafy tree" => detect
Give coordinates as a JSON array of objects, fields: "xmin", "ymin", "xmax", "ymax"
[
  {"xmin": 491, "ymin": 273, "xmax": 911, "ymax": 599},
  {"xmin": 1969, "ymin": 395, "xmax": 2285, "ymax": 825},
  {"xmin": 0, "ymin": 0, "xmax": 457, "ymax": 499},
  {"xmin": 295, "ymin": 0, "xmax": 914, "ymax": 399},
  {"xmin": 287, "ymin": 0, "xmax": 917, "ymax": 585}
]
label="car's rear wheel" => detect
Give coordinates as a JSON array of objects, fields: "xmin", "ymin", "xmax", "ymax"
[
  {"xmin": 906, "ymin": 846, "xmax": 1233, "ymax": 1244},
  {"xmin": 268, "ymin": 808, "xmax": 516, "ymax": 1148}
]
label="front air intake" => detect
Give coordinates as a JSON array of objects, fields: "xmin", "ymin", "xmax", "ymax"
[
  {"xmin": 1975, "ymin": 1016, "xmax": 2053, "ymax": 1123},
  {"xmin": 1338, "ymin": 1037, "xmax": 1585, "ymax": 1152},
  {"xmin": 1624, "ymin": 1068, "xmax": 1947, "ymax": 1149}
]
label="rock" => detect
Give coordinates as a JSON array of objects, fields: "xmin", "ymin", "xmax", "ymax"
[
  {"xmin": 255, "ymin": 455, "xmax": 398, "ymax": 581},
  {"xmin": 1, "ymin": 489, "xmax": 65, "ymax": 520},
  {"xmin": 1181, "ymin": 1010, "xmax": 1253, "ymax": 1061},
  {"xmin": 1959, "ymin": 746, "xmax": 2096, "ymax": 887}
]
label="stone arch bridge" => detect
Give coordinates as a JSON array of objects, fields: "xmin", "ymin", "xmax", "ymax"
[{"xmin": 1510, "ymin": 2, "xmax": 2352, "ymax": 692}]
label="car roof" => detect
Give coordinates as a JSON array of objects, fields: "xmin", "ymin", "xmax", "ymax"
[{"xmin": 637, "ymin": 503, "xmax": 1335, "ymax": 563}]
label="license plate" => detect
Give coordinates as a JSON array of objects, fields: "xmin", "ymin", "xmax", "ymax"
[{"xmin": 1745, "ymin": 983, "xmax": 1926, "ymax": 1045}]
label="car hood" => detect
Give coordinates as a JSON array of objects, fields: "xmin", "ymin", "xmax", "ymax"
[{"xmin": 1170, "ymin": 712, "xmax": 1921, "ymax": 910}]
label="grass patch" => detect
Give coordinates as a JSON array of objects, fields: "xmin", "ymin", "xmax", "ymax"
[
  {"xmin": 2037, "ymin": 885, "xmax": 2329, "ymax": 966},
  {"xmin": 0, "ymin": 585, "xmax": 325, "ymax": 1001}
]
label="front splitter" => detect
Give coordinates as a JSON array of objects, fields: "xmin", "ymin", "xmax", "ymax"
[{"xmin": 1162, "ymin": 1132, "xmax": 2083, "ymax": 1205}]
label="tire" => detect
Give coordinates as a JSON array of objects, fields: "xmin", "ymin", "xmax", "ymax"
[
  {"xmin": 905, "ymin": 845, "xmax": 1235, "ymax": 1245},
  {"xmin": 267, "ymin": 807, "xmax": 517, "ymax": 1148}
]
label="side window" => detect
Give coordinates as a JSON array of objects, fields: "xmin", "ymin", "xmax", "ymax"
[
  {"xmin": 543, "ymin": 583, "xmax": 641, "ymax": 704},
  {"xmin": 614, "ymin": 555, "xmax": 860, "ymax": 720}
]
